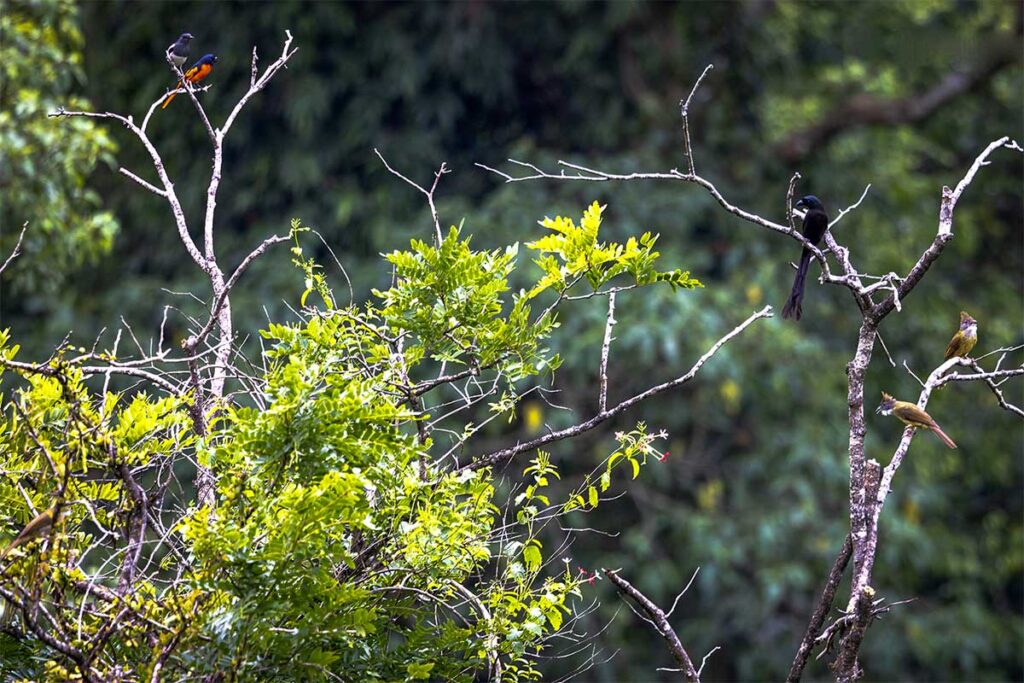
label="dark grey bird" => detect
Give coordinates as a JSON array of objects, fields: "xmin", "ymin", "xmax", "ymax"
[{"xmin": 166, "ymin": 32, "xmax": 194, "ymax": 68}]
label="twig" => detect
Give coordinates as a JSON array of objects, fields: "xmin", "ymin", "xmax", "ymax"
[
  {"xmin": 829, "ymin": 184, "xmax": 872, "ymax": 229},
  {"xmin": 374, "ymin": 148, "xmax": 449, "ymax": 244},
  {"xmin": 785, "ymin": 172, "xmax": 801, "ymax": 232},
  {"xmin": 680, "ymin": 64, "xmax": 713, "ymax": 175},
  {"xmin": 118, "ymin": 168, "xmax": 167, "ymax": 197},
  {"xmin": 874, "ymin": 331, "xmax": 896, "ymax": 368},
  {"xmin": 666, "ymin": 566, "xmax": 700, "ymax": 619},
  {"xmin": 697, "ymin": 646, "xmax": 721, "ymax": 677},
  {"xmin": 0, "ymin": 223, "xmax": 28, "ymax": 275}
]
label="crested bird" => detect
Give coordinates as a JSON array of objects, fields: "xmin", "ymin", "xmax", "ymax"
[{"xmin": 875, "ymin": 392, "xmax": 957, "ymax": 449}]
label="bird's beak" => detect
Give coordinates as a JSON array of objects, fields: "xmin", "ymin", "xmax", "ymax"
[
  {"xmin": 874, "ymin": 404, "xmax": 883, "ymax": 414},
  {"xmin": 795, "ymin": 200, "xmax": 806, "ymax": 210}
]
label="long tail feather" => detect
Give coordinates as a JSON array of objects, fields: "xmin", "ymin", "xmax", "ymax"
[
  {"xmin": 931, "ymin": 423, "xmax": 957, "ymax": 449},
  {"xmin": 782, "ymin": 249, "xmax": 813, "ymax": 320}
]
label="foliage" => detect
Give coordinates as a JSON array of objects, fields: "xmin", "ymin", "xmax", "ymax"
[
  {"xmin": 527, "ymin": 201, "xmax": 702, "ymax": 297},
  {"xmin": 2, "ymin": 1, "xmax": 1021, "ymax": 680},
  {"xmin": 0, "ymin": 0, "xmax": 118, "ymax": 295},
  {"xmin": 0, "ymin": 206, "xmax": 692, "ymax": 680}
]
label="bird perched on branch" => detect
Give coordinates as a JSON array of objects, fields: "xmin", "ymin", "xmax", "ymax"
[
  {"xmin": 782, "ymin": 195, "xmax": 829, "ymax": 321},
  {"xmin": 0, "ymin": 505, "xmax": 66, "ymax": 563},
  {"xmin": 875, "ymin": 392, "xmax": 957, "ymax": 449},
  {"xmin": 162, "ymin": 53, "xmax": 217, "ymax": 109},
  {"xmin": 944, "ymin": 311, "xmax": 978, "ymax": 360},
  {"xmin": 166, "ymin": 32, "xmax": 194, "ymax": 68}
]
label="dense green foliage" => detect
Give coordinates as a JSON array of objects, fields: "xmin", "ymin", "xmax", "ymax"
[
  {"xmin": 1, "ymin": 0, "xmax": 1021, "ymax": 680},
  {"xmin": 0, "ymin": 0, "xmax": 119, "ymax": 296},
  {"xmin": 0, "ymin": 207, "xmax": 694, "ymax": 679}
]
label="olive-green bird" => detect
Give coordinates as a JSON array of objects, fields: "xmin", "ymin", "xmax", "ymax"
[
  {"xmin": 0, "ymin": 505, "xmax": 67, "ymax": 626},
  {"xmin": 0, "ymin": 505, "xmax": 64, "ymax": 562},
  {"xmin": 875, "ymin": 392, "xmax": 957, "ymax": 449},
  {"xmin": 944, "ymin": 311, "xmax": 978, "ymax": 360}
]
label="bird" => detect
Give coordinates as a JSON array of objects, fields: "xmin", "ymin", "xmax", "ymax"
[
  {"xmin": 161, "ymin": 53, "xmax": 217, "ymax": 109},
  {"xmin": 944, "ymin": 311, "xmax": 978, "ymax": 360},
  {"xmin": 165, "ymin": 32, "xmax": 194, "ymax": 69},
  {"xmin": 782, "ymin": 195, "xmax": 829, "ymax": 321},
  {"xmin": 875, "ymin": 392, "xmax": 957, "ymax": 449},
  {"xmin": 0, "ymin": 505, "xmax": 65, "ymax": 563}
]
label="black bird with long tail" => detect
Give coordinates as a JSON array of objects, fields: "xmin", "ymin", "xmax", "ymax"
[{"xmin": 782, "ymin": 195, "xmax": 829, "ymax": 321}]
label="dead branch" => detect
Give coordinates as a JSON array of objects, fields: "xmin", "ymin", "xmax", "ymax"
[
  {"xmin": 604, "ymin": 568, "xmax": 699, "ymax": 681},
  {"xmin": 374, "ymin": 148, "xmax": 450, "ymax": 244},
  {"xmin": 787, "ymin": 534, "xmax": 853, "ymax": 681},
  {"xmin": 0, "ymin": 223, "xmax": 28, "ymax": 275},
  {"xmin": 461, "ymin": 305, "xmax": 773, "ymax": 471}
]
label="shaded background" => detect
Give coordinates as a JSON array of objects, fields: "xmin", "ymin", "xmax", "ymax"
[{"xmin": 2, "ymin": 1, "xmax": 1022, "ymax": 680}]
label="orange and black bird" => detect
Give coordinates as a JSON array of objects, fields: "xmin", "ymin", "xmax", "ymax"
[
  {"xmin": 162, "ymin": 53, "xmax": 217, "ymax": 109},
  {"xmin": 782, "ymin": 195, "xmax": 829, "ymax": 321},
  {"xmin": 875, "ymin": 392, "xmax": 957, "ymax": 449},
  {"xmin": 166, "ymin": 32, "xmax": 194, "ymax": 68}
]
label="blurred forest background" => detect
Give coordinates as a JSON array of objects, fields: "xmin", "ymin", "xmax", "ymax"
[{"xmin": 2, "ymin": 0, "xmax": 1022, "ymax": 680}]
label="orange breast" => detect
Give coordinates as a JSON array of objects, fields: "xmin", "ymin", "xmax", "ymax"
[{"xmin": 187, "ymin": 63, "xmax": 213, "ymax": 84}]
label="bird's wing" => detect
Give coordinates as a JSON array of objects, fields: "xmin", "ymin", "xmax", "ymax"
[
  {"xmin": 894, "ymin": 403, "xmax": 939, "ymax": 429},
  {"xmin": 944, "ymin": 334, "xmax": 958, "ymax": 360},
  {"xmin": 0, "ymin": 509, "xmax": 52, "ymax": 559}
]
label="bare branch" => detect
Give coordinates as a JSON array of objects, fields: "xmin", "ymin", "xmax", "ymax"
[
  {"xmin": 935, "ymin": 365, "xmax": 1024, "ymax": 388},
  {"xmin": 449, "ymin": 581, "xmax": 503, "ymax": 682},
  {"xmin": 697, "ymin": 646, "xmax": 721, "ymax": 678},
  {"xmin": 187, "ymin": 232, "xmax": 290, "ymax": 351},
  {"xmin": 787, "ymin": 534, "xmax": 852, "ymax": 681},
  {"xmin": 375, "ymin": 148, "xmax": 449, "ymax": 243},
  {"xmin": 49, "ymin": 107, "xmax": 210, "ymax": 275},
  {"xmin": 680, "ymin": 63, "xmax": 713, "ymax": 175},
  {"xmin": 0, "ymin": 222, "xmax": 27, "ymax": 275},
  {"xmin": 785, "ymin": 172, "xmax": 802, "ymax": 232},
  {"xmin": 461, "ymin": 305, "xmax": 772, "ymax": 471},
  {"xmin": 222, "ymin": 30, "xmax": 298, "ymax": 137},
  {"xmin": 478, "ymin": 159, "xmax": 845, "ymax": 285},
  {"xmin": 666, "ymin": 566, "xmax": 700, "ymax": 619},
  {"xmin": 874, "ymin": 331, "xmax": 896, "ymax": 368},
  {"xmin": 598, "ymin": 292, "xmax": 617, "ymax": 412},
  {"xmin": 838, "ymin": 347, "xmax": 1023, "ymax": 673},
  {"xmin": 604, "ymin": 569, "xmax": 699, "ymax": 682},
  {"xmin": 0, "ymin": 356, "xmax": 180, "ymax": 396},
  {"xmin": 250, "ymin": 46, "xmax": 260, "ymax": 88},
  {"xmin": 829, "ymin": 184, "xmax": 872, "ymax": 229},
  {"xmin": 872, "ymin": 137, "xmax": 1021, "ymax": 321},
  {"xmin": 934, "ymin": 360, "xmax": 1024, "ymax": 417},
  {"xmin": 118, "ymin": 168, "xmax": 167, "ymax": 197}
]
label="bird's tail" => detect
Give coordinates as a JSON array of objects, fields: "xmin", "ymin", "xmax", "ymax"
[
  {"xmin": 782, "ymin": 249, "xmax": 813, "ymax": 321},
  {"xmin": 161, "ymin": 84, "xmax": 182, "ymax": 109},
  {"xmin": 931, "ymin": 423, "xmax": 957, "ymax": 449}
]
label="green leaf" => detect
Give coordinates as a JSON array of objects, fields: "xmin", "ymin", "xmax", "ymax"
[{"xmin": 406, "ymin": 662, "xmax": 435, "ymax": 680}]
